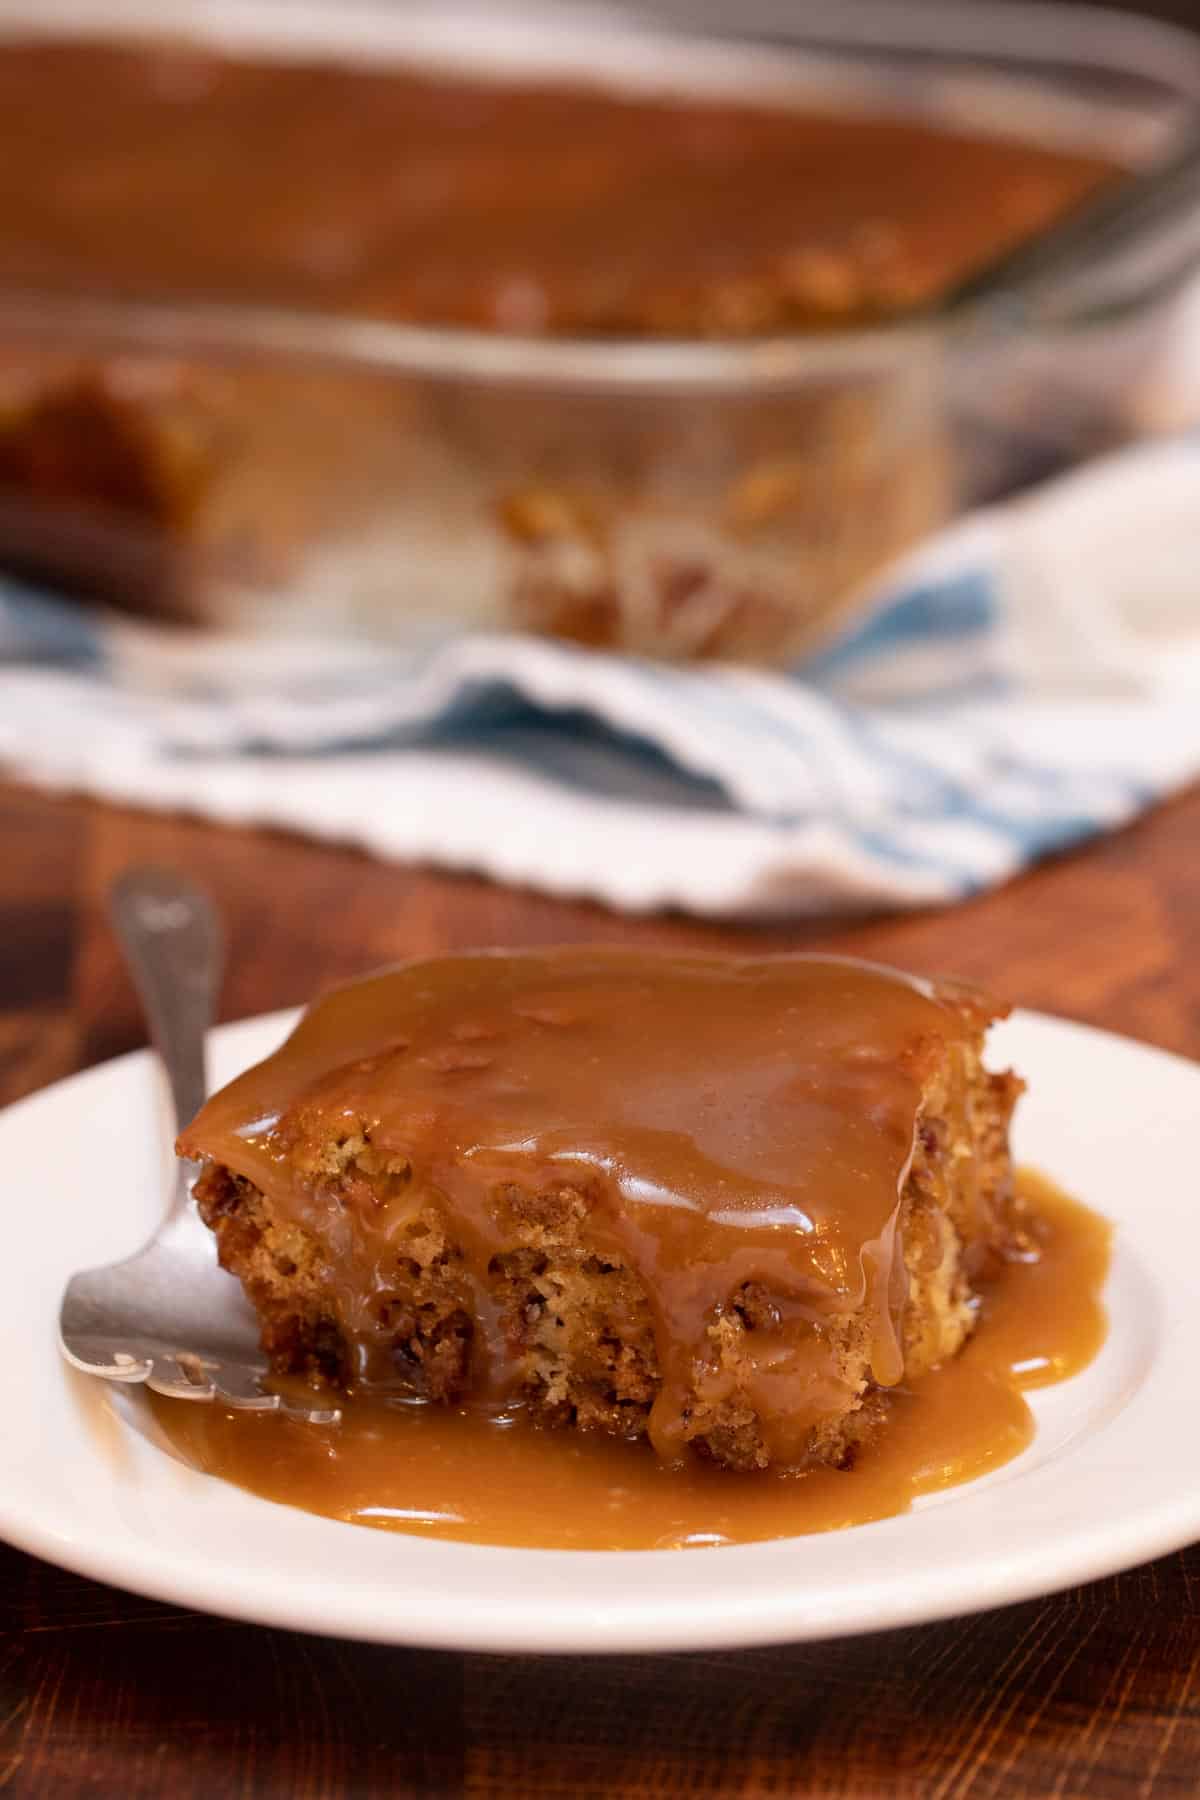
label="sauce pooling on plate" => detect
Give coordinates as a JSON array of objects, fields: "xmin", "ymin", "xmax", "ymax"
[{"xmin": 151, "ymin": 1175, "xmax": 1109, "ymax": 1550}]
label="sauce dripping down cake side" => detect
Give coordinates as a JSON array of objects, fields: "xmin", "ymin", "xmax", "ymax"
[{"xmin": 177, "ymin": 949, "xmax": 1027, "ymax": 1474}]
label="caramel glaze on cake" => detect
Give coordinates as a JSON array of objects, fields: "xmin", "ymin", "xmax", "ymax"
[
  {"xmin": 0, "ymin": 40, "xmax": 1116, "ymax": 336},
  {"xmin": 177, "ymin": 950, "xmax": 1024, "ymax": 1473}
]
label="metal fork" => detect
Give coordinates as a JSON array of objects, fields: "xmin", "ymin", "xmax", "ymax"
[{"xmin": 58, "ymin": 867, "xmax": 338, "ymax": 1422}]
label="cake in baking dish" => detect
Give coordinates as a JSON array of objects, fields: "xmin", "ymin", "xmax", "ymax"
[{"xmin": 0, "ymin": 37, "xmax": 1118, "ymax": 656}]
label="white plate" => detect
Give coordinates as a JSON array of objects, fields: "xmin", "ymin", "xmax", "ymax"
[{"xmin": 2, "ymin": 1006, "xmax": 1197, "ymax": 1654}]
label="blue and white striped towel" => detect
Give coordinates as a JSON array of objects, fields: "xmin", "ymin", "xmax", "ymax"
[{"xmin": 2, "ymin": 438, "xmax": 1198, "ymax": 917}]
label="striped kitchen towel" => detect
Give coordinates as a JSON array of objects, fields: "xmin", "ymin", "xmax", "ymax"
[{"xmin": 2, "ymin": 437, "xmax": 1198, "ymax": 918}]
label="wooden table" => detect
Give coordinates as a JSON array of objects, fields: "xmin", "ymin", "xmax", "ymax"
[{"xmin": 4, "ymin": 774, "xmax": 1199, "ymax": 1799}]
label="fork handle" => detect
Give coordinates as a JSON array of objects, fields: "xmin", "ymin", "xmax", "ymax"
[{"xmin": 109, "ymin": 868, "xmax": 223, "ymax": 1136}]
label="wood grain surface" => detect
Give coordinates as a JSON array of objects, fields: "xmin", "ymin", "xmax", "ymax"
[{"xmin": 3, "ymin": 774, "xmax": 1199, "ymax": 1799}]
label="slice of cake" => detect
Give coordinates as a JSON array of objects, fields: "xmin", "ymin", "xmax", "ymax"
[{"xmin": 177, "ymin": 949, "xmax": 1023, "ymax": 1472}]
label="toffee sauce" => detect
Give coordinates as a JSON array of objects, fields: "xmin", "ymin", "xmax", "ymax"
[{"xmin": 151, "ymin": 1172, "xmax": 1108, "ymax": 1550}]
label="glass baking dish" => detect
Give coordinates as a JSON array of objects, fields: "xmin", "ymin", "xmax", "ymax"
[{"xmin": 1, "ymin": 0, "xmax": 1199, "ymax": 665}]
